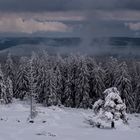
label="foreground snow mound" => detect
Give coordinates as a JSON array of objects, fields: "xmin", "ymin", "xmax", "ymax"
[{"xmin": 90, "ymin": 87, "xmax": 128, "ymax": 128}]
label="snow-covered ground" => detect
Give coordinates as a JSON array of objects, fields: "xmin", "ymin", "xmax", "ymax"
[{"xmin": 0, "ymin": 100, "xmax": 140, "ymax": 140}]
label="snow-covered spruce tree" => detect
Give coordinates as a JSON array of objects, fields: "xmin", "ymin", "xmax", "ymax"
[
  {"xmin": 89, "ymin": 62, "xmax": 105, "ymax": 103},
  {"xmin": 91, "ymin": 87, "xmax": 128, "ymax": 128},
  {"xmin": 35, "ymin": 51, "xmax": 53, "ymax": 104},
  {"xmin": 86, "ymin": 57, "xmax": 105, "ymax": 104},
  {"xmin": 0, "ymin": 64, "xmax": 9, "ymax": 104},
  {"xmin": 14, "ymin": 57, "xmax": 30, "ymax": 100},
  {"xmin": 75, "ymin": 56, "xmax": 90, "ymax": 108},
  {"xmin": 5, "ymin": 53, "xmax": 14, "ymax": 81},
  {"xmin": 131, "ymin": 62, "xmax": 140, "ymax": 113},
  {"xmin": 60, "ymin": 55, "xmax": 76, "ymax": 107},
  {"xmin": 129, "ymin": 61, "xmax": 138, "ymax": 91},
  {"xmin": 133, "ymin": 62, "xmax": 140, "ymax": 113},
  {"xmin": 105, "ymin": 57, "xmax": 118, "ymax": 88},
  {"xmin": 5, "ymin": 53, "xmax": 15, "ymax": 93},
  {"xmin": 114, "ymin": 62, "xmax": 133, "ymax": 112},
  {"xmin": 5, "ymin": 77, "xmax": 13, "ymax": 103},
  {"xmin": 28, "ymin": 52, "xmax": 40, "ymax": 101},
  {"xmin": 63, "ymin": 68, "xmax": 73, "ymax": 107},
  {"xmin": 129, "ymin": 61, "xmax": 140, "ymax": 113},
  {"xmin": 86, "ymin": 57, "xmax": 96, "ymax": 98},
  {"xmin": 54, "ymin": 65, "xmax": 62, "ymax": 106},
  {"xmin": 134, "ymin": 83, "xmax": 140, "ymax": 113},
  {"xmin": 66, "ymin": 54, "xmax": 80, "ymax": 108},
  {"xmin": 59, "ymin": 57, "xmax": 69, "ymax": 105},
  {"xmin": 35, "ymin": 58, "xmax": 60, "ymax": 106},
  {"xmin": 30, "ymin": 52, "xmax": 40, "ymax": 83},
  {"xmin": 132, "ymin": 83, "xmax": 140, "ymax": 113},
  {"xmin": 35, "ymin": 63, "xmax": 47, "ymax": 103},
  {"xmin": 43, "ymin": 69, "xmax": 58, "ymax": 106}
]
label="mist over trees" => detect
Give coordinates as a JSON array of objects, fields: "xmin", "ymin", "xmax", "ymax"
[{"xmin": 0, "ymin": 52, "xmax": 140, "ymax": 113}]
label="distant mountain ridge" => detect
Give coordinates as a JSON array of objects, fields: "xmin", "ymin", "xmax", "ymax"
[
  {"xmin": 0, "ymin": 37, "xmax": 81, "ymax": 51},
  {"xmin": 0, "ymin": 37, "xmax": 140, "ymax": 51},
  {"xmin": 0, "ymin": 37, "xmax": 140, "ymax": 57}
]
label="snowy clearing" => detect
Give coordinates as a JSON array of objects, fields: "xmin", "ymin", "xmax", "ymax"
[{"xmin": 0, "ymin": 100, "xmax": 140, "ymax": 140}]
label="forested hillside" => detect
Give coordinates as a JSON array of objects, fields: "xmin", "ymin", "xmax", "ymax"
[{"xmin": 0, "ymin": 52, "xmax": 140, "ymax": 113}]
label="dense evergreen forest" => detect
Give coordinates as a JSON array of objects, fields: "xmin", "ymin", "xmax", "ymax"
[{"xmin": 0, "ymin": 52, "xmax": 140, "ymax": 113}]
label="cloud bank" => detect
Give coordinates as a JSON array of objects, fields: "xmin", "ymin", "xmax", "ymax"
[
  {"xmin": 125, "ymin": 22, "xmax": 140, "ymax": 31},
  {"xmin": 0, "ymin": 17, "xmax": 69, "ymax": 33},
  {"xmin": 0, "ymin": 0, "xmax": 140, "ymax": 36},
  {"xmin": 0, "ymin": 0, "xmax": 140, "ymax": 12}
]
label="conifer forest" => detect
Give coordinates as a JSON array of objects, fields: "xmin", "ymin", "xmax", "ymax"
[{"xmin": 1, "ymin": 52, "xmax": 140, "ymax": 113}]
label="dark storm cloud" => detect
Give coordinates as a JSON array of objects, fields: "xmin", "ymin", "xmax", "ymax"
[
  {"xmin": 0, "ymin": 0, "xmax": 140, "ymax": 12},
  {"xmin": 123, "ymin": 0, "xmax": 140, "ymax": 10}
]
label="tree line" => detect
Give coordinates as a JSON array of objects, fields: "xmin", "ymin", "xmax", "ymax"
[{"xmin": 0, "ymin": 52, "xmax": 140, "ymax": 113}]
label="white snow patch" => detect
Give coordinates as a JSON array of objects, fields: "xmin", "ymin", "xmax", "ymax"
[{"xmin": 0, "ymin": 100, "xmax": 140, "ymax": 140}]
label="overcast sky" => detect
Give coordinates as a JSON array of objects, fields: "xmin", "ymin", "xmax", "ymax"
[{"xmin": 0, "ymin": 0, "xmax": 140, "ymax": 37}]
